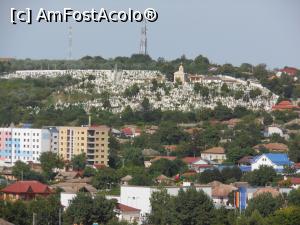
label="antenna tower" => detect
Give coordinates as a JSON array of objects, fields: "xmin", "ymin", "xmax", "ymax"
[
  {"xmin": 68, "ymin": 25, "xmax": 73, "ymax": 60},
  {"xmin": 139, "ymin": 21, "xmax": 148, "ymax": 55}
]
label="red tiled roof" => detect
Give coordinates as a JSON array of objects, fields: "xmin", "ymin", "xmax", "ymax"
[
  {"xmin": 116, "ymin": 203, "xmax": 140, "ymax": 212},
  {"xmin": 163, "ymin": 145, "xmax": 177, "ymax": 152},
  {"xmin": 150, "ymin": 156, "xmax": 177, "ymax": 163},
  {"xmin": 1, "ymin": 181, "xmax": 51, "ymax": 194},
  {"xmin": 272, "ymin": 100, "xmax": 299, "ymax": 110},
  {"xmin": 93, "ymin": 164, "xmax": 106, "ymax": 169},
  {"xmin": 291, "ymin": 177, "xmax": 300, "ymax": 185},
  {"xmin": 182, "ymin": 157, "xmax": 201, "ymax": 164},
  {"xmin": 122, "ymin": 127, "xmax": 133, "ymax": 135},
  {"xmin": 202, "ymin": 147, "xmax": 225, "ymax": 154},
  {"xmin": 280, "ymin": 67, "xmax": 298, "ymax": 76}
]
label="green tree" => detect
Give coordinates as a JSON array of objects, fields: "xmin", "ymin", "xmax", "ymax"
[
  {"xmin": 39, "ymin": 152, "xmax": 64, "ymax": 180},
  {"xmin": 287, "ymin": 188, "xmax": 300, "ymax": 206},
  {"xmin": 71, "ymin": 153, "xmax": 86, "ymax": 171},
  {"xmin": 12, "ymin": 160, "xmax": 45, "ymax": 182},
  {"xmin": 92, "ymin": 168, "xmax": 119, "ymax": 189},
  {"xmin": 63, "ymin": 193, "xmax": 116, "ymax": 225},
  {"xmin": 197, "ymin": 168, "xmax": 223, "ymax": 184},
  {"xmin": 148, "ymin": 188, "xmax": 175, "ymax": 225},
  {"xmin": 243, "ymin": 166, "xmax": 278, "ymax": 186},
  {"xmin": 174, "ymin": 188, "xmax": 215, "ymax": 225},
  {"xmin": 245, "ymin": 193, "xmax": 284, "ymax": 217},
  {"xmin": 288, "ymin": 134, "xmax": 300, "ymax": 162},
  {"xmin": 267, "ymin": 206, "xmax": 300, "ymax": 225}
]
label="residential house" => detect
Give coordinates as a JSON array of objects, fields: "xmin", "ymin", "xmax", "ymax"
[
  {"xmin": 54, "ymin": 171, "xmax": 82, "ymax": 182},
  {"xmin": 253, "ymin": 187, "xmax": 281, "ymax": 198},
  {"xmin": 264, "ymin": 126, "xmax": 284, "ymax": 137},
  {"xmin": 182, "ymin": 157, "xmax": 213, "ymax": 173},
  {"xmin": 251, "ymin": 153, "xmax": 293, "ymax": 172},
  {"xmin": 253, "ymin": 143, "xmax": 289, "ymax": 153},
  {"xmin": 0, "ymin": 180, "xmax": 52, "ymax": 201},
  {"xmin": 116, "ymin": 203, "xmax": 141, "ymax": 223},
  {"xmin": 201, "ymin": 147, "xmax": 226, "ymax": 163},
  {"xmin": 121, "ymin": 175, "xmax": 133, "ymax": 186},
  {"xmin": 209, "ymin": 181, "xmax": 237, "ymax": 207}
]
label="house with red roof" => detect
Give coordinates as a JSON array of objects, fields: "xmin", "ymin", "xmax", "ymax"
[
  {"xmin": 277, "ymin": 67, "xmax": 298, "ymax": 77},
  {"xmin": 272, "ymin": 100, "xmax": 299, "ymax": 111},
  {"xmin": 121, "ymin": 127, "xmax": 141, "ymax": 138},
  {"xmin": 0, "ymin": 180, "xmax": 52, "ymax": 201},
  {"xmin": 116, "ymin": 203, "xmax": 140, "ymax": 223},
  {"xmin": 181, "ymin": 157, "xmax": 212, "ymax": 173}
]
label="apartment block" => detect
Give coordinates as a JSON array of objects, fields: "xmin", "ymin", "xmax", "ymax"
[
  {"xmin": 58, "ymin": 126, "xmax": 109, "ymax": 166},
  {"xmin": 0, "ymin": 128, "xmax": 51, "ymax": 166}
]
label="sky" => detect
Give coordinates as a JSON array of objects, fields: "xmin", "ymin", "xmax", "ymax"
[{"xmin": 0, "ymin": 0, "xmax": 300, "ymax": 69}]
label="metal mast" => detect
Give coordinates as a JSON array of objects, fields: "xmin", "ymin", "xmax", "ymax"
[
  {"xmin": 68, "ymin": 25, "xmax": 73, "ymax": 60},
  {"xmin": 139, "ymin": 21, "xmax": 148, "ymax": 55}
]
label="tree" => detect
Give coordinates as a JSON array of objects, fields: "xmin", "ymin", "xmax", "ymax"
[
  {"xmin": 267, "ymin": 206, "xmax": 300, "ymax": 225},
  {"xmin": 0, "ymin": 200, "xmax": 30, "ymax": 225},
  {"xmin": 174, "ymin": 188, "xmax": 215, "ymax": 225},
  {"xmin": 243, "ymin": 166, "xmax": 278, "ymax": 186},
  {"xmin": 287, "ymin": 188, "xmax": 300, "ymax": 206},
  {"xmin": 71, "ymin": 153, "xmax": 86, "ymax": 171},
  {"xmin": 92, "ymin": 168, "xmax": 119, "ymax": 189},
  {"xmin": 148, "ymin": 188, "xmax": 175, "ymax": 225},
  {"xmin": 197, "ymin": 168, "xmax": 223, "ymax": 184},
  {"xmin": 63, "ymin": 193, "xmax": 116, "ymax": 225},
  {"xmin": 29, "ymin": 195, "xmax": 61, "ymax": 225},
  {"xmin": 39, "ymin": 152, "xmax": 63, "ymax": 180},
  {"xmin": 12, "ymin": 160, "xmax": 45, "ymax": 182},
  {"xmin": 149, "ymin": 158, "xmax": 187, "ymax": 177},
  {"xmin": 288, "ymin": 134, "xmax": 300, "ymax": 162},
  {"xmin": 123, "ymin": 147, "xmax": 144, "ymax": 166},
  {"xmin": 221, "ymin": 166, "xmax": 242, "ymax": 183},
  {"xmin": 245, "ymin": 193, "xmax": 284, "ymax": 217}
]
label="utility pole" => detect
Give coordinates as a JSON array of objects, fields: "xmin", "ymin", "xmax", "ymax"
[
  {"xmin": 32, "ymin": 213, "xmax": 37, "ymax": 225},
  {"xmin": 59, "ymin": 208, "xmax": 62, "ymax": 225}
]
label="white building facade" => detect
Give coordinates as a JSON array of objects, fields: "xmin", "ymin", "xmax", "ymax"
[{"xmin": 0, "ymin": 128, "xmax": 51, "ymax": 166}]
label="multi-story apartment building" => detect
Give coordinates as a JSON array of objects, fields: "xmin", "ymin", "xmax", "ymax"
[
  {"xmin": 58, "ymin": 125, "xmax": 109, "ymax": 166},
  {"xmin": 0, "ymin": 128, "xmax": 51, "ymax": 166},
  {"xmin": 45, "ymin": 127, "xmax": 59, "ymax": 153}
]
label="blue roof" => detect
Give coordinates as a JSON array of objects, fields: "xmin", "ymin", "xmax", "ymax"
[
  {"xmin": 239, "ymin": 165, "xmax": 252, "ymax": 172},
  {"xmin": 253, "ymin": 153, "xmax": 292, "ymax": 166}
]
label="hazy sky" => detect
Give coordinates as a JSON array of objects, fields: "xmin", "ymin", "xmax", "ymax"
[{"xmin": 1, "ymin": 0, "xmax": 300, "ymax": 69}]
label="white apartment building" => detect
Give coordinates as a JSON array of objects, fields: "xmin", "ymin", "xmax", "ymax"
[{"xmin": 0, "ymin": 128, "xmax": 51, "ymax": 166}]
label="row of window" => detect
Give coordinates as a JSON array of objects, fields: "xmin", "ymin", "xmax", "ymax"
[{"xmin": 0, "ymin": 132, "xmax": 40, "ymax": 136}]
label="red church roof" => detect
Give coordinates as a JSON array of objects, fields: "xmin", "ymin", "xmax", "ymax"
[{"xmin": 1, "ymin": 180, "xmax": 52, "ymax": 194}]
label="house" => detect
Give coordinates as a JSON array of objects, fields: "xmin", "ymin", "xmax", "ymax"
[
  {"xmin": 119, "ymin": 184, "xmax": 212, "ymax": 218},
  {"xmin": 251, "ymin": 153, "xmax": 293, "ymax": 172},
  {"xmin": 201, "ymin": 147, "xmax": 226, "ymax": 163},
  {"xmin": 272, "ymin": 100, "xmax": 299, "ymax": 111},
  {"xmin": 0, "ymin": 167, "xmax": 15, "ymax": 181},
  {"xmin": 155, "ymin": 175, "xmax": 174, "ymax": 185},
  {"xmin": 163, "ymin": 145, "xmax": 177, "ymax": 153},
  {"xmin": 264, "ymin": 126, "xmax": 284, "ymax": 137},
  {"xmin": 253, "ymin": 187, "xmax": 281, "ymax": 198},
  {"xmin": 253, "ymin": 143, "xmax": 289, "ymax": 153},
  {"xmin": 0, "ymin": 180, "xmax": 52, "ymax": 201},
  {"xmin": 54, "ymin": 171, "xmax": 82, "ymax": 182},
  {"xmin": 209, "ymin": 181, "xmax": 237, "ymax": 207},
  {"xmin": 182, "ymin": 157, "xmax": 213, "ymax": 173},
  {"xmin": 276, "ymin": 67, "xmax": 298, "ymax": 77},
  {"xmin": 121, "ymin": 175, "xmax": 133, "ymax": 185},
  {"xmin": 116, "ymin": 203, "xmax": 141, "ymax": 223},
  {"xmin": 121, "ymin": 127, "xmax": 141, "ymax": 138}
]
